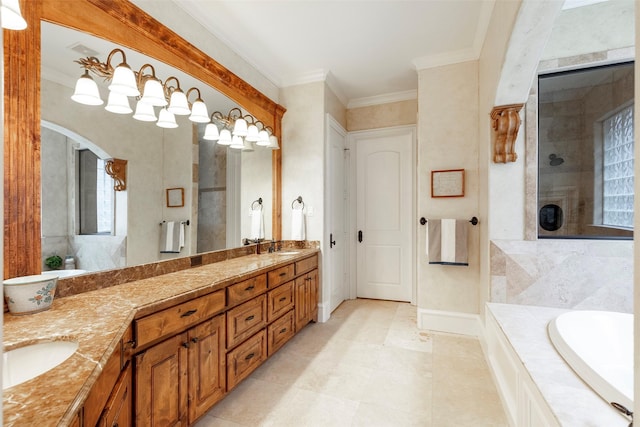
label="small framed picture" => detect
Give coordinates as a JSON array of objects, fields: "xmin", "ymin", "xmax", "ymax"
[
  {"xmin": 431, "ymin": 169, "xmax": 465, "ymax": 198},
  {"xmin": 166, "ymin": 187, "xmax": 185, "ymax": 207}
]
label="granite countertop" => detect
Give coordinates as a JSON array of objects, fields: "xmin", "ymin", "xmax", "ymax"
[{"xmin": 3, "ymin": 249, "xmax": 318, "ymax": 427}]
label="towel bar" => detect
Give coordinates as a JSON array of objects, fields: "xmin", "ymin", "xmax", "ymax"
[
  {"xmin": 291, "ymin": 196, "xmax": 305, "ymax": 210},
  {"xmin": 419, "ymin": 216, "xmax": 478, "ymax": 226},
  {"xmin": 159, "ymin": 220, "xmax": 190, "ymax": 226}
]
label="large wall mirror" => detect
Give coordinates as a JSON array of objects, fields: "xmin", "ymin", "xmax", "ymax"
[{"xmin": 4, "ymin": 0, "xmax": 285, "ymax": 278}]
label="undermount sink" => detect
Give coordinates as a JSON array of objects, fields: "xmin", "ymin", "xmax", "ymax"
[
  {"xmin": 3, "ymin": 341, "xmax": 79, "ymax": 390},
  {"xmin": 276, "ymin": 251, "xmax": 300, "ymax": 256}
]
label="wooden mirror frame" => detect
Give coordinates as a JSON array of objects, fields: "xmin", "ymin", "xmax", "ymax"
[{"xmin": 3, "ymin": 0, "xmax": 285, "ymax": 278}]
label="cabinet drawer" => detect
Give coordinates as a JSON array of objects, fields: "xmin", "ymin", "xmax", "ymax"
[
  {"xmin": 226, "ymin": 330, "xmax": 267, "ymax": 390},
  {"xmin": 295, "ymin": 255, "xmax": 318, "ymax": 275},
  {"xmin": 135, "ymin": 290, "xmax": 225, "ymax": 348},
  {"xmin": 226, "ymin": 295, "xmax": 267, "ymax": 349},
  {"xmin": 267, "ymin": 263, "xmax": 295, "ymax": 288},
  {"xmin": 267, "ymin": 281, "xmax": 294, "ymax": 322},
  {"xmin": 267, "ymin": 310, "xmax": 295, "ymax": 356},
  {"xmin": 227, "ymin": 274, "xmax": 267, "ymax": 307}
]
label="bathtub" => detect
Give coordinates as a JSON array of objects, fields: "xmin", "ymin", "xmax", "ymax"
[{"xmin": 548, "ymin": 310, "xmax": 633, "ymax": 410}]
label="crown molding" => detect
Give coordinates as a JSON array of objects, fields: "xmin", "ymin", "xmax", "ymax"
[{"xmin": 347, "ymin": 90, "xmax": 417, "ymax": 109}]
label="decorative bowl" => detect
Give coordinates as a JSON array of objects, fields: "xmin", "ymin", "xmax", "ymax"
[{"xmin": 3, "ymin": 274, "xmax": 59, "ymax": 315}]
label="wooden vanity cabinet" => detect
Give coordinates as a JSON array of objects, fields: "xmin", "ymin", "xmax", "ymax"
[
  {"xmin": 294, "ymin": 256, "xmax": 319, "ymax": 331},
  {"xmin": 134, "ymin": 313, "xmax": 226, "ymax": 426}
]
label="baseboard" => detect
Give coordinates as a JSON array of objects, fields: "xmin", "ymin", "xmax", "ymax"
[
  {"xmin": 317, "ymin": 302, "xmax": 330, "ymax": 323},
  {"xmin": 417, "ymin": 308, "xmax": 482, "ymax": 337}
]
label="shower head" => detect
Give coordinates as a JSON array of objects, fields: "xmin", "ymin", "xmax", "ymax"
[{"xmin": 549, "ymin": 153, "xmax": 564, "ymax": 166}]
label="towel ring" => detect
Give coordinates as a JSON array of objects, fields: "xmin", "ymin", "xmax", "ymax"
[
  {"xmin": 251, "ymin": 197, "xmax": 263, "ymax": 210},
  {"xmin": 291, "ymin": 196, "xmax": 304, "ymax": 210}
]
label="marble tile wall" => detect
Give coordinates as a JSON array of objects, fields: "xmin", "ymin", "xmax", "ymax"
[{"xmin": 490, "ymin": 239, "xmax": 632, "ymax": 313}]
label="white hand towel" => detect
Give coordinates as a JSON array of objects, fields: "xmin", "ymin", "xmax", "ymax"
[
  {"xmin": 250, "ymin": 209, "xmax": 264, "ymax": 240},
  {"xmin": 160, "ymin": 221, "xmax": 183, "ymax": 253},
  {"xmin": 291, "ymin": 208, "xmax": 305, "ymax": 241},
  {"xmin": 426, "ymin": 219, "xmax": 468, "ymax": 266}
]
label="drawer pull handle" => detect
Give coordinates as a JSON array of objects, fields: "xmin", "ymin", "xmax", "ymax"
[
  {"xmin": 245, "ymin": 352, "xmax": 255, "ymax": 361},
  {"xmin": 279, "ymin": 272, "xmax": 287, "ymax": 277},
  {"xmin": 279, "ymin": 297, "xmax": 287, "ymax": 302},
  {"xmin": 181, "ymin": 309, "xmax": 198, "ymax": 318},
  {"xmin": 279, "ymin": 328, "xmax": 287, "ymax": 334},
  {"xmin": 245, "ymin": 285, "xmax": 255, "ymax": 291},
  {"xmin": 245, "ymin": 315, "xmax": 255, "ymax": 321}
]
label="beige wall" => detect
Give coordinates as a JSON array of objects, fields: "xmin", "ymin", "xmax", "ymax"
[
  {"xmin": 417, "ymin": 61, "xmax": 480, "ymax": 313},
  {"xmin": 280, "ymin": 82, "xmax": 326, "ymax": 242},
  {"xmin": 347, "ymin": 99, "xmax": 417, "ymax": 131}
]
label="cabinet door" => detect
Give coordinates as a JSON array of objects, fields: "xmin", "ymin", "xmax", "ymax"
[
  {"xmin": 294, "ymin": 276, "xmax": 309, "ymax": 332},
  {"xmin": 135, "ymin": 333, "xmax": 188, "ymax": 426},
  {"xmin": 99, "ymin": 362, "xmax": 132, "ymax": 427},
  {"xmin": 188, "ymin": 314, "xmax": 226, "ymax": 424},
  {"xmin": 308, "ymin": 269, "xmax": 318, "ymax": 322}
]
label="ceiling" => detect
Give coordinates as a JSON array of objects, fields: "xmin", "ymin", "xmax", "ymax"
[{"xmin": 170, "ymin": 0, "xmax": 496, "ymax": 106}]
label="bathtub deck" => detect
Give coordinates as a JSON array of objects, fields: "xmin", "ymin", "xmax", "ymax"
[{"xmin": 486, "ymin": 303, "xmax": 628, "ymax": 427}]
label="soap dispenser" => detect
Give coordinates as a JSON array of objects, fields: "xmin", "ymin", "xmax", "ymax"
[{"xmin": 64, "ymin": 255, "xmax": 76, "ymax": 270}]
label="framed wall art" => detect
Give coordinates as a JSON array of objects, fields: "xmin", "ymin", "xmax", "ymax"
[
  {"xmin": 166, "ymin": 187, "xmax": 185, "ymax": 207},
  {"xmin": 431, "ymin": 169, "xmax": 465, "ymax": 198}
]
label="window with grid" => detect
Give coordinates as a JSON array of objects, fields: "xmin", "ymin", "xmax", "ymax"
[{"xmin": 602, "ymin": 104, "xmax": 634, "ymax": 228}]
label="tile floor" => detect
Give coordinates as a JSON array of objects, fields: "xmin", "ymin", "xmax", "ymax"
[{"xmin": 195, "ymin": 299, "xmax": 508, "ymax": 427}]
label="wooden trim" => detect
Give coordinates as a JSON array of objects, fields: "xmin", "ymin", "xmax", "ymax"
[
  {"xmin": 4, "ymin": 0, "xmax": 284, "ymax": 277},
  {"xmin": 105, "ymin": 158, "xmax": 127, "ymax": 191},
  {"xmin": 3, "ymin": 1, "xmax": 42, "ymax": 279}
]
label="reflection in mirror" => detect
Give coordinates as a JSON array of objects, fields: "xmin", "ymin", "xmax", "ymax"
[
  {"xmin": 538, "ymin": 61, "xmax": 634, "ymax": 239},
  {"xmin": 40, "ymin": 22, "xmax": 273, "ymax": 273}
]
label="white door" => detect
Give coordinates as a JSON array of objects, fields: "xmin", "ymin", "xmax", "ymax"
[
  {"xmin": 355, "ymin": 127, "xmax": 414, "ymax": 302},
  {"xmin": 326, "ymin": 115, "xmax": 348, "ymax": 313}
]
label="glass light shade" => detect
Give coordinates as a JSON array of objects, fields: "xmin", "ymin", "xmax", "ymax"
[
  {"xmin": 108, "ymin": 64, "xmax": 139, "ymax": 97},
  {"xmin": 1, "ymin": 0, "xmax": 27, "ymax": 30},
  {"xmin": 232, "ymin": 118, "xmax": 248, "ymax": 137},
  {"xmin": 139, "ymin": 78, "xmax": 167, "ymax": 106},
  {"xmin": 268, "ymin": 135, "xmax": 280, "ymax": 150},
  {"xmin": 230, "ymin": 135, "xmax": 245, "ymax": 149},
  {"xmin": 132, "ymin": 100, "xmax": 157, "ymax": 122},
  {"xmin": 105, "ymin": 91, "xmax": 132, "ymax": 114},
  {"xmin": 167, "ymin": 90, "xmax": 191, "ymax": 115},
  {"xmin": 245, "ymin": 125, "xmax": 260, "ymax": 142},
  {"xmin": 157, "ymin": 108, "xmax": 178, "ymax": 128},
  {"xmin": 71, "ymin": 72, "xmax": 103, "ymax": 106},
  {"xmin": 203, "ymin": 123, "xmax": 220, "ymax": 141},
  {"xmin": 189, "ymin": 99, "xmax": 210, "ymax": 123},
  {"xmin": 217, "ymin": 129, "xmax": 232, "ymax": 145},
  {"xmin": 256, "ymin": 130, "xmax": 270, "ymax": 146}
]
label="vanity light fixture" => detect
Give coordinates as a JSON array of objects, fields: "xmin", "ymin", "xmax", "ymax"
[
  {"xmin": 105, "ymin": 91, "xmax": 132, "ymax": 114},
  {"xmin": 138, "ymin": 64, "xmax": 167, "ymax": 107},
  {"xmin": 156, "ymin": 107, "xmax": 179, "ymax": 128},
  {"xmin": 70, "ymin": 46, "xmax": 280, "ymax": 149},
  {"xmin": 71, "ymin": 70, "xmax": 104, "ymax": 106},
  {"xmin": 1, "ymin": 0, "xmax": 27, "ymax": 30},
  {"xmin": 132, "ymin": 100, "xmax": 157, "ymax": 122},
  {"xmin": 165, "ymin": 77, "xmax": 191, "ymax": 116},
  {"xmin": 186, "ymin": 88, "xmax": 210, "ymax": 123}
]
